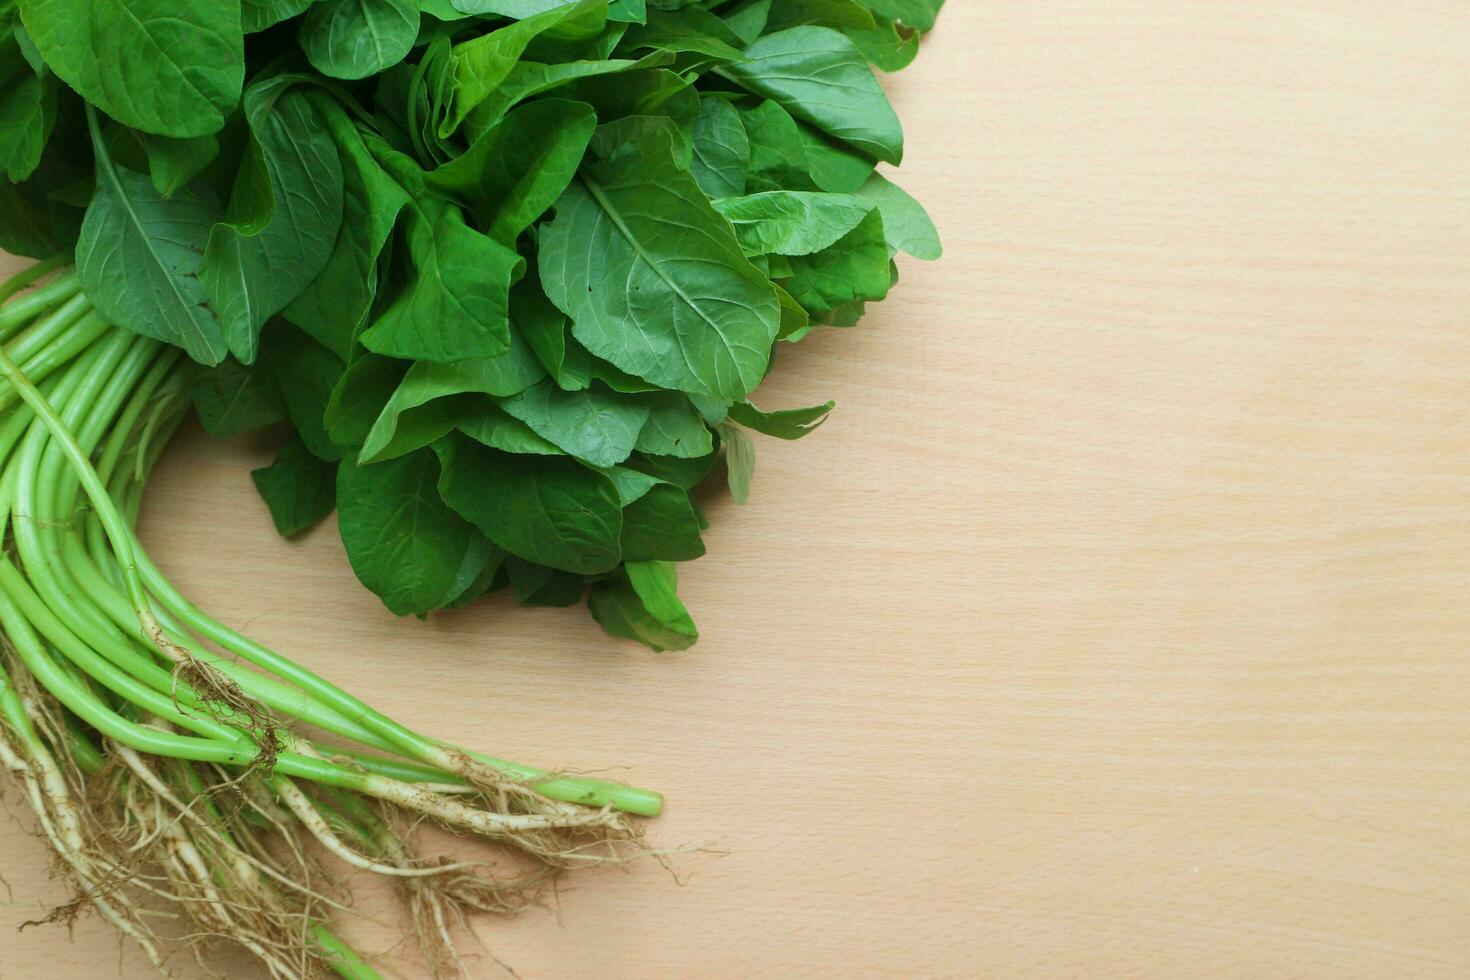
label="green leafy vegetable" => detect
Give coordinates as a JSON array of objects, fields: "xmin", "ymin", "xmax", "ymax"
[
  {"xmin": 18, "ymin": 0, "xmax": 244, "ymax": 137},
  {"xmin": 12, "ymin": 0, "xmax": 947, "ymax": 652}
]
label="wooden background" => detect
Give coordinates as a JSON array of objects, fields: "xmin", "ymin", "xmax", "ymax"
[{"xmin": 4, "ymin": 2, "xmax": 1470, "ymax": 976}]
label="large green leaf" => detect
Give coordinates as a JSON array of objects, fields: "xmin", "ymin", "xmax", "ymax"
[
  {"xmin": 427, "ymin": 98, "xmax": 595, "ymax": 244},
  {"xmin": 720, "ymin": 26, "xmax": 903, "ymax": 164},
  {"xmin": 77, "ymin": 125, "xmax": 227, "ymax": 365},
  {"xmin": 202, "ymin": 79, "xmax": 345, "ymax": 363},
  {"xmin": 337, "ymin": 448, "xmax": 483, "ymax": 616},
  {"xmin": 18, "ymin": 0, "xmax": 243, "ymax": 138},
  {"xmin": 358, "ymin": 330, "xmax": 547, "ymax": 462},
  {"xmin": 299, "ymin": 0, "xmax": 419, "ymax": 80},
  {"xmin": 284, "ymin": 96, "xmax": 410, "ymax": 360},
  {"xmin": 498, "ymin": 380, "xmax": 652, "ymax": 468},
  {"xmin": 358, "ymin": 142, "xmax": 523, "ymax": 362},
  {"xmin": 440, "ymin": 0, "xmax": 606, "ymax": 136},
  {"xmin": 538, "ymin": 134, "xmax": 780, "ymax": 402},
  {"xmin": 436, "ymin": 435, "xmax": 623, "ymax": 574}
]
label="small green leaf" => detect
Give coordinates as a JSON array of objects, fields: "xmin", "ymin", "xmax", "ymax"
[
  {"xmin": 284, "ymin": 95, "xmax": 411, "ymax": 360},
  {"xmin": 252, "ymin": 435, "xmax": 337, "ymax": 537},
  {"xmin": 337, "ymin": 447, "xmax": 483, "ymax": 616},
  {"xmin": 783, "ymin": 208, "xmax": 891, "ymax": 315},
  {"xmin": 191, "ymin": 358, "xmax": 286, "ymax": 437},
  {"xmin": 242, "ymin": 0, "xmax": 319, "ymax": 33},
  {"xmin": 456, "ymin": 401, "xmax": 563, "ymax": 456},
  {"xmin": 719, "ymin": 422, "xmax": 755, "ymax": 504},
  {"xmin": 721, "ymin": 26, "xmax": 904, "ymax": 164},
  {"xmin": 440, "ymin": 0, "xmax": 607, "ymax": 136},
  {"xmin": 712, "ymin": 191, "xmax": 873, "ymax": 257},
  {"xmin": 635, "ymin": 393, "xmax": 713, "ymax": 459},
  {"xmin": 262, "ymin": 326, "xmax": 348, "ymax": 461},
  {"xmin": 427, "ymin": 98, "xmax": 596, "ymax": 244},
  {"xmin": 855, "ymin": 171, "xmax": 941, "ymax": 260},
  {"xmin": 727, "ymin": 400, "xmax": 834, "ymax": 439},
  {"xmin": 621, "ymin": 484, "xmax": 705, "ymax": 561},
  {"xmin": 689, "ymin": 96, "xmax": 749, "ymax": 200},
  {"xmin": 358, "ymin": 141, "xmax": 523, "ymax": 363},
  {"xmin": 359, "ymin": 331, "xmax": 547, "ymax": 462},
  {"xmin": 137, "ymin": 133, "xmax": 220, "ymax": 199},
  {"xmin": 588, "ymin": 561, "xmax": 698, "ymax": 651},
  {"xmin": 299, "ymin": 0, "xmax": 419, "ymax": 81}
]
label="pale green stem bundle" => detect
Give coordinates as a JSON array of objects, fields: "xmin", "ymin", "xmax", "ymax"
[{"xmin": 0, "ymin": 263, "xmax": 662, "ymax": 978}]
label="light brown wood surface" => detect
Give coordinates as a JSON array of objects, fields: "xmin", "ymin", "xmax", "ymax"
[{"xmin": 4, "ymin": 3, "xmax": 1470, "ymax": 977}]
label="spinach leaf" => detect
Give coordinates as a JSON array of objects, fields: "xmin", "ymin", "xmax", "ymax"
[
  {"xmin": 712, "ymin": 191, "xmax": 873, "ymax": 257},
  {"xmin": 457, "ymin": 401, "xmax": 563, "ymax": 456},
  {"xmin": 77, "ymin": 118, "xmax": 228, "ymax": 365},
  {"xmin": 782, "ymin": 207, "xmax": 891, "ymax": 316},
  {"xmin": 635, "ymin": 393, "xmax": 713, "ymax": 459},
  {"xmin": 357, "ymin": 141, "xmax": 523, "ymax": 362},
  {"xmin": 718, "ymin": 421, "xmax": 755, "ymax": 504},
  {"xmin": 18, "ymin": 0, "xmax": 243, "ymax": 138},
  {"xmin": 720, "ymin": 26, "xmax": 903, "ymax": 164},
  {"xmin": 358, "ymin": 331, "xmax": 548, "ymax": 461},
  {"xmin": 242, "ymin": 0, "xmax": 319, "ymax": 33},
  {"xmin": 251, "ymin": 435, "xmax": 338, "ymax": 537},
  {"xmin": 201, "ymin": 79, "xmax": 345, "ymax": 364},
  {"xmin": 337, "ymin": 447, "xmax": 485, "ymax": 615},
  {"xmin": 621, "ymin": 484, "xmax": 705, "ymax": 562},
  {"xmin": 588, "ymin": 561, "xmax": 698, "ymax": 651},
  {"xmin": 538, "ymin": 133, "xmax": 780, "ymax": 402},
  {"xmin": 498, "ymin": 380, "xmax": 652, "ymax": 468},
  {"xmin": 436, "ymin": 435, "xmax": 624, "ymax": 574},
  {"xmin": 856, "ymin": 171, "xmax": 941, "ymax": 260},
  {"xmin": 440, "ymin": 0, "xmax": 607, "ymax": 137},
  {"xmin": 284, "ymin": 95, "xmax": 410, "ymax": 360},
  {"xmin": 727, "ymin": 400, "xmax": 834, "ymax": 439},
  {"xmin": 688, "ymin": 96, "xmax": 748, "ymax": 200},
  {"xmin": 299, "ymin": 0, "xmax": 419, "ymax": 81},
  {"xmin": 427, "ymin": 98, "xmax": 596, "ymax": 244},
  {"xmin": 191, "ymin": 358, "xmax": 286, "ymax": 438}
]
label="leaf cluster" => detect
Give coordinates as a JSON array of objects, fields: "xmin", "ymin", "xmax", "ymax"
[{"xmin": 1, "ymin": 0, "xmax": 944, "ymax": 647}]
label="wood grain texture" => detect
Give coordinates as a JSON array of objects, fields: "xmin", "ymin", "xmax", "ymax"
[{"xmin": 4, "ymin": 2, "xmax": 1470, "ymax": 976}]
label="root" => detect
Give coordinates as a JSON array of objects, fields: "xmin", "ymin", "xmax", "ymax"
[{"xmin": 169, "ymin": 652, "xmax": 283, "ymax": 775}]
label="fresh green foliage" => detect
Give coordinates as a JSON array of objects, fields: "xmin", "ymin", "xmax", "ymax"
[{"xmin": 6, "ymin": 0, "xmax": 946, "ymax": 648}]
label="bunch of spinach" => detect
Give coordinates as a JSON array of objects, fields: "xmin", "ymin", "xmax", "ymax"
[{"xmin": 0, "ymin": 0, "xmax": 944, "ymax": 650}]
